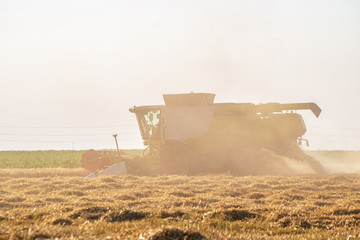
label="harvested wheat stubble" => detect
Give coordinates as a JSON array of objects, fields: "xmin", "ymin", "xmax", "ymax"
[
  {"xmin": 1, "ymin": 171, "xmax": 360, "ymax": 239},
  {"xmin": 52, "ymin": 218, "xmax": 73, "ymax": 226},
  {"xmin": 159, "ymin": 210, "xmax": 186, "ymax": 219},
  {"xmin": 104, "ymin": 209, "xmax": 148, "ymax": 222},
  {"xmin": 149, "ymin": 228, "xmax": 207, "ymax": 240},
  {"xmin": 209, "ymin": 209, "xmax": 258, "ymax": 221}
]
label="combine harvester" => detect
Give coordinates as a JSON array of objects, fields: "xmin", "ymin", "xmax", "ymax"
[{"xmin": 82, "ymin": 93, "xmax": 325, "ymax": 176}]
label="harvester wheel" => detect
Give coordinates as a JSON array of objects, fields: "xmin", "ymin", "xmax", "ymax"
[
  {"xmin": 159, "ymin": 141, "xmax": 208, "ymax": 175},
  {"xmin": 160, "ymin": 144, "xmax": 190, "ymax": 175}
]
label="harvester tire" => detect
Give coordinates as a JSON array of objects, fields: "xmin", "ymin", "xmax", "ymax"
[
  {"xmin": 160, "ymin": 144, "xmax": 190, "ymax": 175},
  {"xmin": 159, "ymin": 140, "xmax": 208, "ymax": 175}
]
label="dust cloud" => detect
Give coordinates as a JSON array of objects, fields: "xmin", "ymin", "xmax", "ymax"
[
  {"xmin": 243, "ymin": 150, "xmax": 360, "ymax": 175},
  {"xmin": 223, "ymin": 148, "xmax": 360, "ymax": 176},
  {"xmin": 213, "ymin": 147, "xmax": 326, "ymax": 176},
  {"xmin": 306, "ymin": 151, "xmax": 360, "ymax": 174}
]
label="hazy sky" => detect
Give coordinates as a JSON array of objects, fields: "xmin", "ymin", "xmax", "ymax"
[{"xmin": 1, "ymin": 0, "xmax": 360, "ymax": 150}]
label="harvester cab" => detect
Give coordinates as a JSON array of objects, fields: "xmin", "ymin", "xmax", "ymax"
[{"xmin": 129, "ymin": 93, "xmax": 325, "ymax": 175}]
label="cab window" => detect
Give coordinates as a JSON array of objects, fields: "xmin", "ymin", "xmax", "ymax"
[{"xmin": 138, "ymin": 109, "xmax": 161, "ymax": 140}]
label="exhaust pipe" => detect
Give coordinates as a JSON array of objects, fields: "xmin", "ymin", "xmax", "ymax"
[{"xmin": 113, "ymin": 134, "xmax": 123, "ymax": 161}]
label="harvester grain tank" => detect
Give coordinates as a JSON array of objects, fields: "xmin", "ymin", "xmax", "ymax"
[{"xmin": 129, "ymin": 93, "xmax": 325, "ymax": 175}]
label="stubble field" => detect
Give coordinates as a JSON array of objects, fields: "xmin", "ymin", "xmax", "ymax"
[{"xmin": 1, "ymin": 168, "xmax": 360, "ymax": 239}]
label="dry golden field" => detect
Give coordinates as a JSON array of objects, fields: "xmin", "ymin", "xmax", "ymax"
[{"xmin": 1, "ymin": 168, "xmax": 360, "ymax": 239}]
